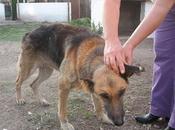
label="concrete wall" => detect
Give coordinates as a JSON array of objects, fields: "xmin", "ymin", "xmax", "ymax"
[
  {"xmin": 91, "ymin": 0, "xmax": 141, "ymax": 35},
  {"xmin": 0, "ymin": 3, "xmax": 5, "ymax": 21},
  {"xmin": 141, "ymin": 1, "xmax": 153, "ymax": 20},
  {"xmin": 141, "ymin": 1, "xmax": 154, "ymax": 38},
  {"xmin": 91, "ymin": 0, "xmax": 154, "ymax": 38},
  {"xmin": 17, "ymin": 2, "xmax": 71, "ymax": 22},
  {"xmin": 91, "ymin": 0, "xmax": 104, "ymax": 26}
]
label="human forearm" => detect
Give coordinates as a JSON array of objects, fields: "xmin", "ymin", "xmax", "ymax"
[
  {"xmin": 124, "ymin": 0, "xmax": 175, "ymax": 49},
  {"xmin": 103, "ymin": 0, "xmax": 121, "ymax": 43},
  {"xmin": 103, "ymin": 0, "xmax": 125, "ymax": 73}
]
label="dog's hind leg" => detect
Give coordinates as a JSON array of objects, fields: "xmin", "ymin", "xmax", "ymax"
[
  {"xmin": 91, "ymin": 94, "xmax": 113, "ymax": 125},
  {"xmin": 30, "ymin": 66, "xmax": 53, "ymax": 106},
  {"xmin": 16, "ymin": 53, "xmax": 36, "ymax": 105}
]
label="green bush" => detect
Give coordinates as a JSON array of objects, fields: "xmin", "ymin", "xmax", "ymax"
[
  {"xmin": 69, "ymin": 18, "xmax": 103, "ymax": 35},
  {"xmin": 91, "ymin": 22, "xmax": 103, "ymax": 35},
  {"xmin": 69, "ymin": 18, "xmax": 91, "ymax": 28}
]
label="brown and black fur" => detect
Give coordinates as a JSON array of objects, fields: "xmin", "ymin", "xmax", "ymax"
[{"xmin": 16, "ymin": 24, "xmax": 143, "ymax": 130}]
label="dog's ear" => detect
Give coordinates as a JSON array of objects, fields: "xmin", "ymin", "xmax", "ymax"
[
  {"xmin": 82, "ymin": 79, "xmax": 94, "ymax": 92},
  {"xmin": 121, "ymin": 64, "xmax": 145, "ymax": 79}
]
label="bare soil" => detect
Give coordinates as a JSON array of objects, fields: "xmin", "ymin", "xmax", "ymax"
[{"xmin": 0, "ymin": 39, "xmax": 167, "ymax": 130}]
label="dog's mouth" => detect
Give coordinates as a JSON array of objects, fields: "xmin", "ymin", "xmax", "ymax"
[
  {"xmin": 104, "ymin": 110, "xmax": 125, "ymax": 126},
  {"xmin": 113, "ymin": 117, "xmax": 124, "ymax": 126},
  {"xmin": 109, "ymin": 115, "xmax": 124, "ymax": 126}
]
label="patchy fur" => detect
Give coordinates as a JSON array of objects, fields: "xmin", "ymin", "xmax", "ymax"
[{"xmin": 16, "ymin": 24, "xmax": 143, "ymax": 130}]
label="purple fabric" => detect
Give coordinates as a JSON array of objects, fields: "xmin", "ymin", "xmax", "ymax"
[{"xmin": 150, "ymin": 6, "xmax": 175, "ymax": 128}]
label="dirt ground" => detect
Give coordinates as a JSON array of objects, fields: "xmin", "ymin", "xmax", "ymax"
[{"xmin": 0, "ymin": 39, "xmax": 168, "ymax": 130}]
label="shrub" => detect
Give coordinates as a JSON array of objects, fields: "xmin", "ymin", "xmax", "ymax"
[{"xmin": 69, "ymin": 18, "xmax": 103, "ymax": 35}]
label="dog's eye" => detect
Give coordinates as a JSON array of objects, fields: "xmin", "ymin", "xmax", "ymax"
[
  {"xmin": 118, "ymin": 89, "xmax": 126, "ymax": 97},
  {"xmin": 99, "ymin": 93, "xmax": 110, "ymax": 100}
]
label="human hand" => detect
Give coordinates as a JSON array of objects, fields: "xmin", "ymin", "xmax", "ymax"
[
  {"xmin": 104, "ymin": 39, "xmax": 125, "ymax": 74},
  {"xmin": 122, "ymin": 43, "xmax": 134, "ymax": 65}
]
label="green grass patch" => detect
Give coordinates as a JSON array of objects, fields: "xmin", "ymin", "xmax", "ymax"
[
  {"xmin": 0, "ymin": 22, "xmax": 41, "ymax": 41},
  {"xmin": 68, "ymin": 98, "xmax": 93, "ymax": 119},
  {"xmin": 27, "ymin": 111, "xmax": 59, "ymax": 129},
  {"xmin": 0, "ymin": 19, "xmax": 103, "ymax": 42}
]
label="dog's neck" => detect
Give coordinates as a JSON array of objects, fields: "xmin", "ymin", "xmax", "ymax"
[{"xmin": 78, "ymin": 45, "xmax": 105, "ymax": 80}]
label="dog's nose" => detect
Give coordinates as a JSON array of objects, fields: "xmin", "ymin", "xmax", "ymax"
[{"xmin": 114, "ymin": 119, "xmax": 124, "ymax": 126}]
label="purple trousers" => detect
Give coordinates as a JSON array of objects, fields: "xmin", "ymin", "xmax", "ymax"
[{"xmin": 150, "ymin": 6, "xmax": 175, "ymax": 128}]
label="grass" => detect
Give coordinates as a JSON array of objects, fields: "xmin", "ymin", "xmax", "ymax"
[
  {"xmin": 0, "ymin": 22, "xmax": 41, "ymax": 41},
  {"xmin": 0, "ymin": 18, "xmax": 103, "ymax": 42},
  {"xmin": 27, "ymin": 111, "xmax": 59, "ymax": 129}
]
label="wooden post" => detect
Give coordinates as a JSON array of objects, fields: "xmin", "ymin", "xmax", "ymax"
[
  {"xmin": 17, "ymin": 0, "xmax": 20, "ymax": 19},
  {"xmin": 12, "ymin": 0, "xmax": 17, "ymax": 20},
  {"xmin": 70, "ymin": 0, "xmax": 80, "ymax": 19},
  {"xmin": 80, "ymin": 0, "xmax": 91, "ymax": 18},
  {"xmin": 67, "ymin": 0, "xmax": 70, "ymax": 22}
]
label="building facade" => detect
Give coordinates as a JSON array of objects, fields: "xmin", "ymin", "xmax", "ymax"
[{"xmin": 91, "ymin": 0, "xmax": 153, "ymax": 36}]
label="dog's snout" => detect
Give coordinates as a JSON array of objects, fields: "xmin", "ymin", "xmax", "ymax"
[
  {"xmin": 114, "ymin": 118, "xmax": 124, "ymax": 126},
  {"xmin": 105, "ymin": 104, "xmax": 125, "ymax": 126},
  {"xmin": 109, "ymin": 114, "xmax": 124, "ymax": 126}
]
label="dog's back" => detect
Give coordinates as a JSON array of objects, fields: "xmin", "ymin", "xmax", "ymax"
[{"xmin": 21, "ymin": 24, "xmax": 92, "ymax": 68}]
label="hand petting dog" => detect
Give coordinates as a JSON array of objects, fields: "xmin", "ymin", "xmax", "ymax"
[{"xmin": 104, "ymin": 40, "xmax": 134, "ymax": 74}]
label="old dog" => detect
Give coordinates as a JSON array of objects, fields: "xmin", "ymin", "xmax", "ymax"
[{"xmin": 16, "ymin": 24, "xmax": 143, "ymax": 130}]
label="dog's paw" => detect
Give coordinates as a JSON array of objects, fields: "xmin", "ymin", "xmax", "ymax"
[
  {"xmin": 61, "ymin": 122, "xmax": 75, "ymax": 130},
  {"xmin": 98, "ymin": 112, "xmax": 114, "ymax": 125},
  {"xmin": 40, "ymin": 99, "xmax": 50, "ymax": 107},
  {"xmin": 16, "ymin": 98, "xmax": 26, "ymax": 105}
]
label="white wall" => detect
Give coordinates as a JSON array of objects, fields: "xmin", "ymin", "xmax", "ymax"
[
  {"xmin": 91, "ymin": 0, "xmax": 104, "ymax": 26},
  {"xmin": 141, "ymin": 1, "xmax": 154, "ymax": 38},
  {"xmin": 140, "ymin": 1, "xmax": 153, "ymax": 20},
  {"xmin": 17, "ymin": 3, "xmax": 71, "ymax": 22},
  {"xmin": 91, "ymin": 0, "xmax": 154, "ymax": 38},
  {"xmin": 0, "ymin": 3, "xmax": 5, "ymax": 21}
]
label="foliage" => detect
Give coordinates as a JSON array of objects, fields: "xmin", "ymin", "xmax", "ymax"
[
  {"xmin": 91, "ymin": 22, "xmax": 103, "ymax": 35},
  {"xmin": 69, "ymin": 17, "xmax": 103, "ymax": 35},
  {"xmin": 69, "ymin": 17, "xmax": 91, "ymax": 28}
]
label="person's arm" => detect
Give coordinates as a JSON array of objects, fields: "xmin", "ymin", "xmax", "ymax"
[
  {"xmin": 103, "ymin": 0, "xmax": 121, "ymax": 42},
  {"xmin": 103, "ymin": 0, "xmax": 125, "ymax": 73},
  {"xmin": 123, "ymin": 0, "xmax": 175, "ymax": 64}
]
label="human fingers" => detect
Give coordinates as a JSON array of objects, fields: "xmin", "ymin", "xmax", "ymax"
[
  {"xmin": 109, "ymin": 56, "xmax": 119, "ymax": 73},
  {"xmin": 126, "ymin": 55, "xmax": 132, "ymax": 65},
  {"xmin": 124, "ymin": 50, "xmax": 133, "ymax": 65},
  {"xmin": 117, "ymin": 57, "xmax": 125, "ymax": 74},
  {"xmin": 105, "ymin": 56, "xmax": 112, "ymax": 69}
]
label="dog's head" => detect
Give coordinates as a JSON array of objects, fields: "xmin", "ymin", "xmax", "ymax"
[{"xmin": 83, "ymin": 64, "xmax": 144, "ymax": 126}]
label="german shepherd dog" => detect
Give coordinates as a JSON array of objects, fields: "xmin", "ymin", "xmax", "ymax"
[{"xmin": 16, "ymin": 24, "xmax": 143, "ymax": 130}]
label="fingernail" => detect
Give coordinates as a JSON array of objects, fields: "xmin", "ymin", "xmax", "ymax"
[{"xmin": 121, "ymin": 70, "xmax": 125, "ymax": 74}]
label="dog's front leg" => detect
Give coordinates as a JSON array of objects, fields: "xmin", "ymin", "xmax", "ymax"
[
  {"xmin": 91, "ymin": 94, "xmax": 113, "ymax": 125},
  {"xmin": 58, "ymin": 81, "xmax": 75, "ymax": 130}
]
